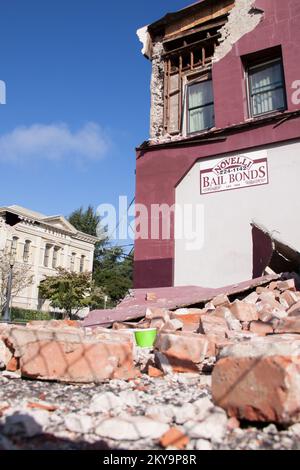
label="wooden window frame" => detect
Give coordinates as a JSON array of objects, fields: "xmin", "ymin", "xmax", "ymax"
[{"xmin": 186, "ymin": 73, "xmax": 214, "ymax": 135}]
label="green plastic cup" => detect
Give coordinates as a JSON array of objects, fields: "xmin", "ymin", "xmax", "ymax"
[{"xmin": 134, "ymin": 328, "xmax": 157, "ymax": 348}]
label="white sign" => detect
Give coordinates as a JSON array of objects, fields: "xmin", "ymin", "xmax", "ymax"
[{"xmin": 200, "ymin": 152, "xmax": 269, "ymax": 195}]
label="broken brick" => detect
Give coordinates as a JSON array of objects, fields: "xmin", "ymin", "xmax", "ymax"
[
  {"xmin": 277, "ymin": 279, "xmax": 296, "ymax": 292},
  {"xmin": 280, "ymin": 290, "xmax": 300, "ymax": 309},
  {"xmin": 230, "ymin": 300, "xmax": 258, "ymax": 322},
  {"xmin": 249, "ymin": 321, "xmax": 273, "ymax": 336},
  {"xmin": 287, "ymin": 301, "xmax": 300, "ymax": 317},
  {"xmin": 154, "ymin": 331, "xmax": 214, "ymax": 373},
  {"xmin": 274, "ymin": 316, "xmax": 300, "ymax": 334},
  {"xmin": 212, "ymin": 294, "xmax": 230, "ymax": 308},
  {"xmin": 4, "ymin": 326, "xmax": 137, "ymax": 383},
  {"xmin": 212, "ymin": 355, "xmax": 300, "ymax": 424},
  {"xmin": 147, "ymin": 365, "xmax": 164, "ymax": 378},
  {"xmin": 159, "ymin": 427, "xmax": 189, "ymax": 449},
  {"xmin": 199, "ymin": 315, "xmax": 228, "ymax": 338}
]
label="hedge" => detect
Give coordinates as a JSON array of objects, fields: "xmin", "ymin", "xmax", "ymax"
[{"xmin": 10, "ymin": 307, "xmax": 62, "ymax": 323}]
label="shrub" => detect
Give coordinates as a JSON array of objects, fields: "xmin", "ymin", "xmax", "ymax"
[{"xmin": 10, "ymin": 307, "xmax": 62, "ymax": 323}]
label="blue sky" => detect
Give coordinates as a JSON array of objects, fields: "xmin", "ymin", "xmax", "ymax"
[{"xmin": 0, "ymin": 0, "xmax": 189, "ymax": 229}]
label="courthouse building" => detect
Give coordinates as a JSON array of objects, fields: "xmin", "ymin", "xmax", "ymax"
[{"xmin": 0, "ymin": 205, "xmax": 97, "ymax": 311}]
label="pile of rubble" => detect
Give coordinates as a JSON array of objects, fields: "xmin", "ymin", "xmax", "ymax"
[{"xmin": 1, "ymin": 274, "xmax": 300, "ymax": 449}]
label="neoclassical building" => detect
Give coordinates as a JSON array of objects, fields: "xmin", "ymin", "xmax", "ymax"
[{"xmin": 0, "ymin": 205, "xmax": 98, "ymax": 311}]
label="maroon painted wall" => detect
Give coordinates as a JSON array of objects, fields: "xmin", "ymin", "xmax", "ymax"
[{"xmin": 134, "ymin": 0, "xmax": 300, "ymax": 289}]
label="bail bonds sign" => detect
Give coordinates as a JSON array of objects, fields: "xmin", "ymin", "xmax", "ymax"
[{"xmin": 200, "ymin": 151, "xmax": 269, "ymax": 195}]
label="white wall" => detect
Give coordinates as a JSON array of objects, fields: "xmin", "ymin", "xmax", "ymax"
[{"xmin": 174, "ymin": 140, "xmax": 300, "ymax": 287}]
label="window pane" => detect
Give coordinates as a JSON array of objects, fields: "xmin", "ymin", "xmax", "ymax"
[
  {"xmin": 250, "ymin": 62, "xmax": 282, "ymax": 95},
  {"xmin": 249, "ymin": 60, "xmax": 285, "ymax": 116},
  {"xmin": 189, "ymin": 104, "xmax": 214, "ymax": 133},
  {"xmin": 188, "ymin": 81, "xmax": 213, "ymax": 109},
  {"xmin": 252, "ymin": 87, "xmax": 286, "ymax": 115}
]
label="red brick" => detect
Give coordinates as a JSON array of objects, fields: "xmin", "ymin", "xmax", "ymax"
[
  {"xmin": 155, "ymin": 331, "xmax": 215, "ymax": 373},
  {"xmin": 274, "ymin": 316, "xmax": 300, "ymax": 334},
  {"xmin": 230, "ymin": 300, "xmax": 258, "ymax": 322},
  {"xmin": 4, "ymin": 326, "xmax": 137, "ymax": 383},
  {"xmin": 212, "ymin": 355, "xmax": 300, "ymax": 424},
  {"xmin": 212, "ymin": 294, "xmax": 230, "ymax": 308},
  {"xmin": 277, "ymin": 279, "xmax": 296, "ymax": 292},
  {"xmin": 147, "ymin": 365, "xmax": 164, "ymax": 378},
  {"xmin": 199, "ymin": 315, "xmax": 228, "ymax": 338},
  {"xmin": 280, "ymin": 291, "xmax": 299, "ymax": 309},
  {"xmin": 287, "ymin": 301, "xmax": 300, "ymax": 317},
  {"xmin": 249, "ymin": 321, "xmax": 273, "ymax": 336},
  {"xmin": 159, "ymin": 427, "xmax": 189, "ymax": 449}
]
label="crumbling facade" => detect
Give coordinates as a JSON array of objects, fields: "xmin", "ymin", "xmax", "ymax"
[{"xmin": 135, "ymin": 0, "xmax": 300, "ymax": 289}]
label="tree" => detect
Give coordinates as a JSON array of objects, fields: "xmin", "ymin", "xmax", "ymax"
[
  {"xmin": 68, "ymin": 205, "xmax": 134, "ymax": 305},
  {"xmin": 93, "ymin": 247, "xmax": 134, "ymax": 306},
  {"xmin": 0, "ymin": 251, "xmax": 34, "ymax": 316},
  {"xmin": 39, "ymin": 268, "xmax": 105, "ymax": 319},
  {"xmin": 68, "ymin": 205, "xmax": 108, "ymax": 268}
]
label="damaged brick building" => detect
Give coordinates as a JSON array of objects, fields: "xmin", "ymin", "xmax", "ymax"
[{"xmin": 134, "ymin": 0, "xmax": 300, "ymax": 289}]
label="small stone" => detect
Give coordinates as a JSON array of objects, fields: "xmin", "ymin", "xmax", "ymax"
[
  {"xmin": 95, "ymin": 415, "xmax": 169, "ymax": 441},
  {"xmin": 89, "ymin": 392, "xmax": 123, "ymax": 413},
  {"xmin": 174, "ymin": 403, "xmax": 197, "ymax": 425},
  {"xmin": 195, "ymin": 439, "xmax": 213, "ymax": 450},
  {"xmin": 146, "ymin": 405, "xmax": 175, "ymax": 423},
  {"xmin": 263, "ymin": 424, "xmax": 278, "ymax": 434},
  {"xmin": 65, "ymin": 413, "xmax": 93, "ymax": 434},
  {"xmin": 183, "ymin": 409, "xmax": 227, "ymax": 442},
  {"xmin": 288, "ymin": 423, "xmax": 300, "ymax": 437}
]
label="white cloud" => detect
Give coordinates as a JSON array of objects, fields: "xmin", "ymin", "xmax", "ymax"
[{"xmin": 0, "ymin": 122, "xmax": 110, "ymax": 164}]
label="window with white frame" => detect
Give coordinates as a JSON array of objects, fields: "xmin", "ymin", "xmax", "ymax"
[
  {"xmin": 187, "ymin": 79, "xmax": 214, "ymax": 134},
  {"xmin": 247, "ymin": 58, "xmax": 286, "ymax": 117},
  {"xmin": 11, "ymin": 236, "xmax": 18, "ymax": 255},
  {"xmin": 23, "ymin": 240, "xmax": 31, "ymax": 262},
  {"xmin": 70, "ymin": 252, "xmax": 76, "ymax": 272},
  {"xmin": 52, "ymin": 247, "xmax": 60, "ymax": 268},
  {"xmin": 80, "ymin": 255, "xmax": 85, "ymax": 273},
  {"xmin": 44, "ymin": 244, "xmax": 51, "ymax": 267}
]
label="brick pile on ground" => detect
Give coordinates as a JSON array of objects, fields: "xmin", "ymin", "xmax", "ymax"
[{"xmin": 1, "ymin": 275, "xmax": 300, "ymax": 449}]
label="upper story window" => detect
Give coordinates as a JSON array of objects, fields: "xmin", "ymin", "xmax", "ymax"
[
  {"xmin": 162, "ymin": 21, "xmax": 222, "ymax": 137},
  {"xmin": 23, "ymin": 240, "xmax": 31, "ymax": 263},
  {"xmin": 187, "ymin": 79, "xmax": 214, "ymax": 134},
  {"xmin": 11, "ymin": 236, "xmax": 18, "ymax": 256},
  {"xmin": 70, "ymin": 252, "xmax": 76, "ymax": 272},
  {"xmin": 79, "ymin": 255, "xmax": 85, "ymax": 273},
  {"xmin": 247, "ymin": 58, "xmax": 286, "ymax": 117},
  {"xmin": 52, "ymin": 247, "xmax": 60, "ymax": 269},
  {"xmin": 44, "ymin": 244, "xmax": 51, "ymax": 267}
]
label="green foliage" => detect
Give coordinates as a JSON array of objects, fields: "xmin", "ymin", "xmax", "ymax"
[
  {"xmin": 68, "ymin": 205, "xmax": 99, "ymax": 237},
  {"xmin": 68, "ymin": 205, "xmax": 108, "ymax": 265},
  {"xmin": 39, "ymin": 268, "xmax": 105, "ymax": 317},
  {"xmin": 93, "ymin": 247, "xmax": 134, "ymax": 305},
  {"xmin": 68, "ymin": 205, "xmax": 134, "ymax": 306},
  {"xmin": 11, "ymin": 307, "xmax": 54, "ymax": 322}
]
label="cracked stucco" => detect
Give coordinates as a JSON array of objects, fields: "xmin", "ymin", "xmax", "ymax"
[
  {"xmin": 213, "ymin": 0, "xmax": 264, "ymax": 62},
  {"xmin": 140, "ymin": 0, "xmax": 264, "ymax": 144}
]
